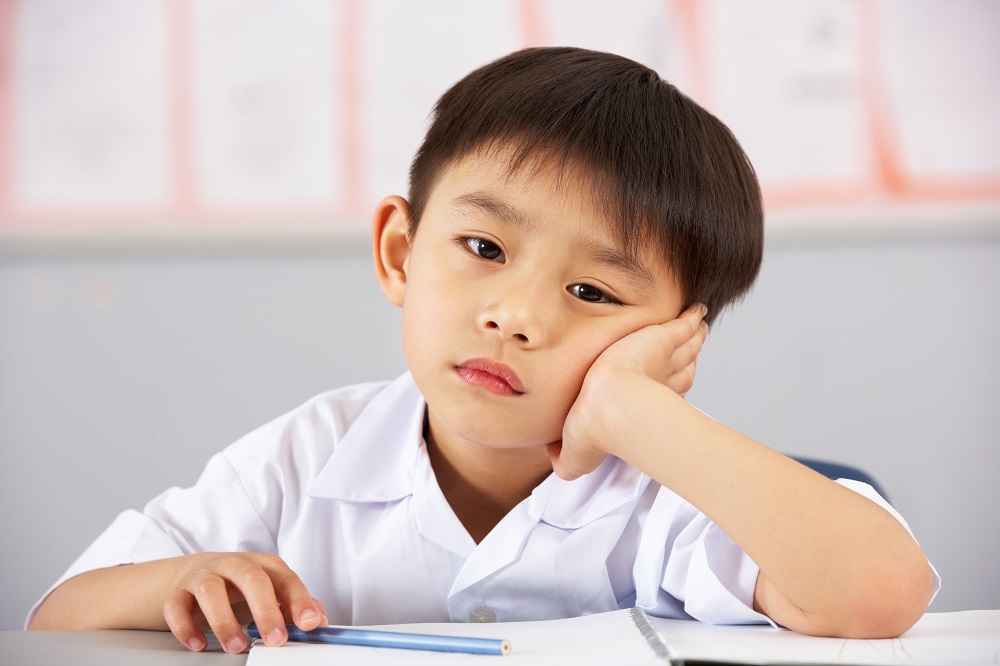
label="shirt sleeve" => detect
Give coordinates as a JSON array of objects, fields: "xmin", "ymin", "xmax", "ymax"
[
  {"xmin": 633, "ymin": 485, "xmax": 768, "ymax": 625},
  {"xmin": 633, "ymin": 478, "xmax": 941, "ymax": 627}
]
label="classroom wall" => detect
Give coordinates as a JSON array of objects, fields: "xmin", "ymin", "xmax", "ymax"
[
  {"xmin": 2, "ymin": 231, "xmax": 999, "ymax": 630},
  {"xmin": 2, "ymin": 0, "xmax": 999, "ymax": 633}
]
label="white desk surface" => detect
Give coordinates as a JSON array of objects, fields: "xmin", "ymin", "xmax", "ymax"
[{"xmin": 4, "ymin": 611, "xmax": 998, "ymax": 666}]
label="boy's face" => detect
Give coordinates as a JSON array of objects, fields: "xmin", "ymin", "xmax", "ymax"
[{"xmin": 380, "ymin": 151, "xmax": 684, "ymax": 462}]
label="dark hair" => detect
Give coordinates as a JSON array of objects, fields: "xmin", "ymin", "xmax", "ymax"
[{"xmin": 408, "ymin": 47, "xmax": 763, "ymax": 324}]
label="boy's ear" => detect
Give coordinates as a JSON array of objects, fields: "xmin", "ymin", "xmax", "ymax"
[{"xmin": 372, "ymin": 195, "xmax": 412, "ymax": 307}]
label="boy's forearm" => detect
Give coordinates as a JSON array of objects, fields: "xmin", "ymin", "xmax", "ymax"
[
  {"xmin": 29, "ymin": 559, "xmax": 181, "ymax": 631},
  {"xmin": 604, "ymin": 372, "xmax": 932, "ymax": 637}
]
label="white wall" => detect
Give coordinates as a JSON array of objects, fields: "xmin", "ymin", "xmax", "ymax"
[{"xmin": 2, "ymin": 232, "xmax": 998, "ymax": 630}]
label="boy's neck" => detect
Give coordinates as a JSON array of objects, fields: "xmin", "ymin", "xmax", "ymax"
[{"xmin": 424, "ymin": 413, "xmax": 553, "ymax": 544}]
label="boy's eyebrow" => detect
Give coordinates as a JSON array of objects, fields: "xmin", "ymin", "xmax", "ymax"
[
  {"xmin": 582, "ymin": 239, "xmax": 657, "ymax": 289},
  {"xmin": 452, "ymin": 192, "xmax": 530, "ymax": 229},
  {"xmin": 452, "ymin": 190, "xmax": 656, "ymax": 288}
]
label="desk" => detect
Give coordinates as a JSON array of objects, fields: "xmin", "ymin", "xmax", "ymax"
[
  {"xmin": 4, "ymin": 611, "xmax": 999, "ymax": 665},
  {"xmin": 0, "ymin": 630, "xmax": 243, "ymax": 665}
]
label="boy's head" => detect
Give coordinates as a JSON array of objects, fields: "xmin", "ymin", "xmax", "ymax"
[{"xmin": 407, "ymin": 47, "xmax": 763, "ymax": 325}]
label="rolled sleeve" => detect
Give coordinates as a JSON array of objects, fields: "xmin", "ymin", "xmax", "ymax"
[
  {"xmin": 24, "ymin": 510, "xmax": 188, "ymax": 628},
  {"xmin": 25, "ymin": 449, "xmax": 277, "ymax": 628},
  {"xmin": 634, "ymin": 487, "xmax": 770, "ymax": 626},
  {"xmin": 633, "ymin": 478, "xmax": 941, "ymax": 629}
]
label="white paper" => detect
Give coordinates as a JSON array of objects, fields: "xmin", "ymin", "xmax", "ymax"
[
  {"xmin": 13, "ymin": 0, "xmax": 171, "ymax": 208},
  {"xmin": 358, "ymin": 0, "xmax": 523, "ymax": 206},
  {"xmin": 245, "ymin": 609, "xmax": 1000, "ymax": 666},
  {"xmin": 651, "ymin": 609, "xmax": 1000, "ymax": 665},
  {"xmin": 698, "ymin": 0, "xmax": 877, "ymax": 193},
  {"xmin": 246, "ymin": 610, "xmax": 661, "ymax": 665},
  {"xmin": 192, "ymin": 0, "xmax": 344, "ymax": 209},
  {"xmin": 875, "ymin": 0, "xmax": 1000, "ymax": 180},
  {"xmin": 542, "ymin": 0, "xmax": 692, "ymax": 90}
]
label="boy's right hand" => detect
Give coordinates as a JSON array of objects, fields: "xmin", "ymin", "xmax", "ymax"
[{"xmin": 163, "ymin": 552, "xmax": 327, "ymax": 653}]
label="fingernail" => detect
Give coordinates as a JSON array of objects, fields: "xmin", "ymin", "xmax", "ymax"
[
  {"xmin": 266, "ymin": 627, "xmax": 286, "ymax": 647},
  {"xmin": 225, "ymin": 637, "xmax": 247, "ymax": 654},
  {"xmin": 700, "ymin": 303, "xmax": 708, "ymax": 317},
  {"xmin": 300, "ymin": 608, "xmax": 319, "ymax": 625},
  {"xmin": 187, "ymin": 637, "xmax": 207, "ymax": 652}
]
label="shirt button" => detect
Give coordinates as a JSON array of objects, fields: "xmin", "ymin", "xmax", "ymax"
[{"xmin": 468, "ymin": 606, "xmax": 496, "ymax": 623}]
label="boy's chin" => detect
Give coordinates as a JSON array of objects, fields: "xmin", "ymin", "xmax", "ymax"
[{"xmin": 430, "ymin": 412, "xmax": 563, "ymax": 454}]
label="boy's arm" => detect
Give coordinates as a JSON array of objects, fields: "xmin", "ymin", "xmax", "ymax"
[
  {"xmin": 551, "ymin": 305, "xmax": 934, "ymax": 639},
  {"xmin": 29, "ymin": 553, "xmax": 327, "ymax": 654}
]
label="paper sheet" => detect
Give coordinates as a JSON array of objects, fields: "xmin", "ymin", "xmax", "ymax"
[
  {"xmin": 192, "ymin": 0, "xmax": 344, "ymax": 209},
  {"xmin": 874, "ymin": 0, "xmax": 1000, "ymax": 180},
  {"xmin": 13, "ymin": 0, "xmax": 171, "ymax": 208},
  {"xmin": 651, "ymin": 609, "xmax": 1000, "ymax": 665},
  {"xmin": 698, "ymin": 0, "xmax": 877, "ymax": 192},
  {"xmin": 246, "ymin": 610, "xmax": 661, "ymax": 665},
  {"xmin": 245, "ymin": 609, "xmax": 1000, "ymax": 666},
  {"xmin": 359, "ymin": 0, "xmax": 523, "ymax": 206}
]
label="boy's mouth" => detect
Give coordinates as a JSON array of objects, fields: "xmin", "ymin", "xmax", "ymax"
[{"xmin": 455, "ymin": 358, "xmax": 526, "ymax": 396}]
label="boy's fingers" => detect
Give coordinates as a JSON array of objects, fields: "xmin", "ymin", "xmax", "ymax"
[
  {"xmin": 658, "ymin": 304, "xmax": 707, "ymax": 353},
  {"xmin": 163, "ymin": 579, "xmax": 247, "ymax": 653},
  {"xmin": 667, "ymin": 359, "xmax": 698, "ymax": 397},
  {"xmin": 672, "ymin": 321, "xmax": 709, "ymax": 371},
  {"xmin": 289, "ymin": 599, "xmax": 328, "ymax": 630},
  {"xmin": 185, "ymin": 572, "xmax": 248, "ymax": 653},
  {"xmin": 228, "ymin": 557, "xmax": 292, "ymax": 648},
  {"xmin": 679, "ymin": 302, "xmax": 708, "ymax": 326},
  {"xmin": 267, "ymin": 562, "xmax": 328, "ymax": 630},
  {"xmin": 163, "ymin": 590, "xmax": 211, "ymax": 653},
  {"xmin": 547, "ymin": 439, "xmax": 605, "ymax": 482}
]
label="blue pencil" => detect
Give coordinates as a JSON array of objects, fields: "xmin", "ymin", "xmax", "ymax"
[{"xmin": 247, "ymin": 622, "xmax": 511, "ymax": 656}]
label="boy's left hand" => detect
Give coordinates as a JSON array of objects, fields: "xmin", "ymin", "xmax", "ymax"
[{"xmin": 548, "ymin": 303, "xmax": 709, "ymax": 480}]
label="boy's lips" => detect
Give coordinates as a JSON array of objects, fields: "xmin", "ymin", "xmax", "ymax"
[{"xmin": 455, "ymin": 358, "xmax": 526, "ymax": 396}]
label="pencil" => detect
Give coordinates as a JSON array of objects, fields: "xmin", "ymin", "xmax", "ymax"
[{"xmin": 247, "ymin": 622, "xmax": 511, "ymax": 656}]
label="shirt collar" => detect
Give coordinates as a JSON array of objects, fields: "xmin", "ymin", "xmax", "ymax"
[
  {"xmin": 309, "ymin": 372, "xmax": 650, "ymax": 526},
  {"xmin": 309, "ymin": 372, "xmax": 425, "ymax": 502},
  {"xmin": 537, "ymin": 456, "xmax": 649, "ymax": 529}
]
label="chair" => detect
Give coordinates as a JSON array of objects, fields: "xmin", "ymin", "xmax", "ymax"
[{"xmin": 793, "ymin": 457, "xmax": 890, "ymax": 503}]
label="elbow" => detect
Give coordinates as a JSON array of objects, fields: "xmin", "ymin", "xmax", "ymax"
[
  {"xmin": 27, "ymin": 602, "xmax": 53, "ymax": 631},
  {"xmin": 838, "ymin": 554, "xmax": 934, "ymax": 639}
]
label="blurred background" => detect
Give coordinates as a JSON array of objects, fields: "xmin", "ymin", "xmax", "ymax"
[{"xmin": 1, "ymin": 0, "xmax": 998, "ymax": 630}]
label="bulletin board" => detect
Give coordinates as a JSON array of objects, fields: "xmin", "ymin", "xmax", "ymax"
[{"xmin": 0, "ymin": 0, "xmax": 998, "ymax": 239}]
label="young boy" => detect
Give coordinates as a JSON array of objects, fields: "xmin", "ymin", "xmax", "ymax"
[{"xmin": 29, "ymin": 47, "xmax": 937, "ymax": 652}]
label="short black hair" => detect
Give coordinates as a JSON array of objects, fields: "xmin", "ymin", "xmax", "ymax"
[{"xmin": 408, "ymin": 47, "xmax": 763, "ymax": 324}]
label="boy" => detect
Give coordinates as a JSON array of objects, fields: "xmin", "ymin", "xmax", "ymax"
[{"xmin": 29, "ymin": 47, "xmax": 937, "ymax": 652}]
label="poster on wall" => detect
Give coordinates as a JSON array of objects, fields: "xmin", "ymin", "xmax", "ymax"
[{"xmin": 1, "ymin": 0, "xmax": 997, "ymax": 236}]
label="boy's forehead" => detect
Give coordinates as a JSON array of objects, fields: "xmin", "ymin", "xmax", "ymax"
[{"xmin": 439, "ymin": 149, "xmax": 615, "ymax": 230}]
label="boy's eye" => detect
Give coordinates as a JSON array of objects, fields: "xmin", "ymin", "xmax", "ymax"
[
  {"xmin": 463, "ymin": 237, "xmax": 505, "ymax": 262},
  {"xmin": 567, "ymin": 283, "xmax": 620, "ymax": 304}
]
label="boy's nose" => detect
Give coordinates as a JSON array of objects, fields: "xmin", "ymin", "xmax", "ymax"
[{"xmin": 477, "ymin": 288, "xmax": 549, "ymax": 347}]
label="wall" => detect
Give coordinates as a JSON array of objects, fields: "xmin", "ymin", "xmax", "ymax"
[
  {"xmin": 2, "ymin": 232, "xmax": 998, "ymax": 630},
  {"xmin": 2, "ymin": 0, "xmax": 999, "ymax": 633}
]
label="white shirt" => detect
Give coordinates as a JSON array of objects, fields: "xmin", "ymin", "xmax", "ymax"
[{"xmin": 31, "ymin": 373, "xmax": 936, "ymax": 627}]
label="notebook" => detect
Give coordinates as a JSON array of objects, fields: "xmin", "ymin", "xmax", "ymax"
[{"xmin": 245, "ymin": 607, "xmax": 1000, "ymax": 665}]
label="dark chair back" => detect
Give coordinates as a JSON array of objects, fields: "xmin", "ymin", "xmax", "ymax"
[{"xmin": 794, "ymin": 457, "xmax": 890, "ymax": 503}]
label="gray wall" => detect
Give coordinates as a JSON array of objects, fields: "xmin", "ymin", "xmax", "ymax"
[{"xmin": 1, "ymin": 234, "xmax": 998, "ymax": 630}]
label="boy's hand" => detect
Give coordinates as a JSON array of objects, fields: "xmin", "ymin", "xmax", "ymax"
[
  {"xmin": 163, "ymin": 552, "xmax": 327, "ymax": 653},
  {"xmin": 549, "ymin": 303, "xmax": 709, "ymax": 480}
]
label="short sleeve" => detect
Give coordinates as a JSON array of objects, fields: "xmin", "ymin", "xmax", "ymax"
[
  {"xmin": 632, "ymin": 478, "xmax": 941, "ymax": 628},
  {"xmin": 25, "ymin": 445, "xmax": 278, "ymax": 628},
  {"xmin": 633, "ymin": 486, "xmax": 770, "ymax": 625}
]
